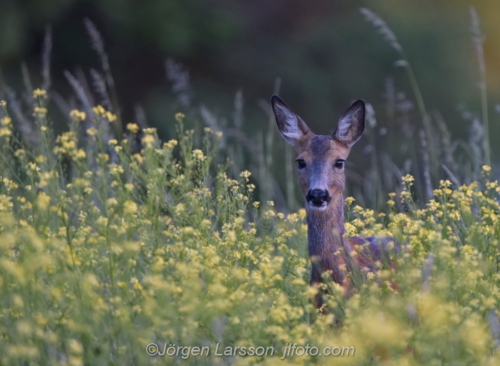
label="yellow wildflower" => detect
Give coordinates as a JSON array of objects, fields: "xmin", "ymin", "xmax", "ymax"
[
  {"xmin": 86, "ymin": 127, "xmax": 98, "ymax": 136},
  {"xmin": 92, "ymin": 105, "xmax": 106, "ymax": 116},
  {"xmin": 33, "ymin": 107, "xmax": 48, "ymax": 117},
  {"xmin": 0, "ymin": 127, "xmax": 11, "ymax": 137},
  {"xmin": 240, "ymin": 170, "xmax": 252, "ymax": 179},
  {"xmin": 142, "ymin": 134, "xmax": 155, "ymax": 146},
  {"xmin": 33, "ymin": 88, "xmax": 47, "ymax": 98},
  {"xmin": 1, "ymin": 116, "xmax": 11, "ymax": 126},
  {"xmin": 163, "ymin": 139, "xmax": 178, "ymax": 149},
  {"xmin": 192, "ymin": 149, "xmax": 205, "ymax": 161},
  {"xmin": 402, "ymin": 174, "xmax": 415, "ymax": 184},
  {"xmin": 127, "ymin": 123, "xmax": 140, "ymax": 134},
  {"xmin": 105, "ymin": 111, "xmax": 117, "ymax": 122},
  {"xmin": 123, "ymin": 200, "xmax": 138, "ymax": 214},
  {"xmin": 70, "ymin": 110, "xmax": 86, "ymax": 122}
]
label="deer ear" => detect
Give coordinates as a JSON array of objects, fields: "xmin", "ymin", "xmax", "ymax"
[
  {"xmin": 334, "ymin": 100, "xmax": 365, "ymax": 147},
  {"xmin": 271, "ymin": 95, "xmax": 311, "ymax": 146}
]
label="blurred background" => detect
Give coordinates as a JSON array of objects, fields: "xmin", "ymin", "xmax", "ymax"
[{"xmin": 1, "ymin": 0, "xmax": 500, "ymax": 211}]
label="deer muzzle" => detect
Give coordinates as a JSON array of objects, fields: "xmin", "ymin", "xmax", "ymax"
[{"xmin": 306, "ymin": 189, "xmax": 331, "ymax": 210}]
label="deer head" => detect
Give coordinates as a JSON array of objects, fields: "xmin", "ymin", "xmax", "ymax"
[{"xmin": 271, "ymin": 95, "xmax": 365, "ymax": 212}]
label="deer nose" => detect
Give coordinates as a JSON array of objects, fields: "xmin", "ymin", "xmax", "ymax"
[{"xmin": 306, "ymin": 189, "xmax": 331, "ymax": 206}]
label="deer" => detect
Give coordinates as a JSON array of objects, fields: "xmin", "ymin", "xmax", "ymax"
[{"xmin": 271, "ymin": 95, "xmax": 400, "ymax": 308}]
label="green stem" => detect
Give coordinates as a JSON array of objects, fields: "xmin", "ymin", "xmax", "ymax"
[
  {"xmin": 479, "ymin": 64, "xmax": 490, "ymax": 167},
  {"xmin": 400, "ymin": 51, "xmax": 439, "ymax": 184}
]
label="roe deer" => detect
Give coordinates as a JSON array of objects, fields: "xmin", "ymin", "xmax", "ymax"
[{"xmin": 271, "ymin": 95, "xmax": 399, "ymax": 307}]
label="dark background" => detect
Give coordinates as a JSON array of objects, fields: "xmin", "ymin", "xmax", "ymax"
[{"xmin": 1, "ymin": 0, "xmax": 499, "ymax": 209}]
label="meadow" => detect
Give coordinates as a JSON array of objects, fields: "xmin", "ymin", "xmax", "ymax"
[
  {"xmin": 2, "ymin": 10, "xmax": 500, "ymax": 366},
  {"xmin": 1, "ymin": 87, "xmax": 500, "ymax": 365}
]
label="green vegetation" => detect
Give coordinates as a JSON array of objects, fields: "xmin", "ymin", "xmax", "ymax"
[
  {"xmin": 1, "ymin": 90, "xmax": 500, "ymax": 365},
  {"xmin": 1, "ymin": 5, "xmax": 500, "ymax": 366},
  {"xmin": 2, "ymin": 2, "xmax": 498, "ymax": 212}
]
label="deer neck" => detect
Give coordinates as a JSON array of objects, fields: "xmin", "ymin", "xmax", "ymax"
[{"xmin": 306, "ymin": 194, "xmax": 346, "ymax": 284}]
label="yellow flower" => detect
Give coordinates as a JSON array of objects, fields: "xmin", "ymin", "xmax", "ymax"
[
  {"xmin": 344, "ymin": 222, "xmax": 357, "ymax": 236},
  {"xmin": 105, "ymin": 111, "xmax": 117, "ymax": 122},
  {"xmin": 2, "ymin": 178, "xmax": 18, "ymax": 190},
  {"xmin": 37, "ymin": 193, "xmax": 51, "ymax": 210},
  {"xmin": 86, "ymin": 127, "xmax": 98, "ymax": 136},
  {"xmin": 70, "ymin": 110, "xmax": 86, "ymax": 122},
  {"xmin": 123, "ymin": 200, "xmax": 138, "ymax": 214},
  {"xmin": 192, "ymin": 149, "xmax": 205, "ymax": 161},
  {"xmin": 27, "ymin": 162, "xmax": 40, "ymax": 172},
  {"xmin": 75, "ymin": 149, "xmax": 86, "ymax": 159},
  {"xmin": 92, "ymin": 105, "xmax": 106, "ymax": 116},
  {"xmin": 1, "ymin": 116, "xmax": 11, "ymax": 126},
  {"xmin": 174, "ymin": 203, "xmax": 185, "ymax": 215},
  {"xmin": 107, "ymin": 198, "xmax": 118, "ymax": 207},
  {"xmin": 33, "ymin": 107, "xmax": 48, "ymax": 117},
  {"xmin": 133, "ymin": 153, "xmax": 144, "ymax": 164},
  {"xmin": 127, "ymin": 123, "xmax": 140, "ymax": 134},
  {"xmin": 142, "ymin": 134, "xmax": 155, "ymax": 146},
  {"xmin": 0, "ymin": 127, "xmax": 11, "ymax": 137},
  {"xmin": 240, "ymin": 170, "xmax": 251, "ymax": 179},
  {"xmin": 33, "ymin": 88, "xmax": 47, "ymax": 98},
  {"xmin": 163, "ymin": 139, "xmax": 178, "ymax": 149},
  {"xmin": 130, "ymin": 277, "xmax": 143, "ymax": 290},
  {"xmin": 109, "ymin": 164, "xmax": 124, "ymax": 175},
  {"xmin": 402, "ymin": 174, "xmax": 415, "ymax": 184}
]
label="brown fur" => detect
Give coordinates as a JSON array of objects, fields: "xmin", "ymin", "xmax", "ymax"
[{"xmin": 272, "ymin": 95, "xmax": 391, "ymax": 307}]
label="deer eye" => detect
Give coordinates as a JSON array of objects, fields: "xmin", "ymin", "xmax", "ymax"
[
  {"xmin": 296, "ymin": 159, "xmax": 307, "ymax": 170},
  {"xmin": 334, "ymin": 159, "xmax": 345, "ymax": 169}
]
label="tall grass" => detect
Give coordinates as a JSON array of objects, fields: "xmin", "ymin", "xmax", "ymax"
[
  {"xmin": 1, "ymin": 90, "xmax": 500, "ymax": 365},
  {"xmin": 4, "ymin": 11, "xmax": 490, "ymax": 213},
  {"xmin": 1, "ymin": 9, "xmax": 500, "ymax": 365}
]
